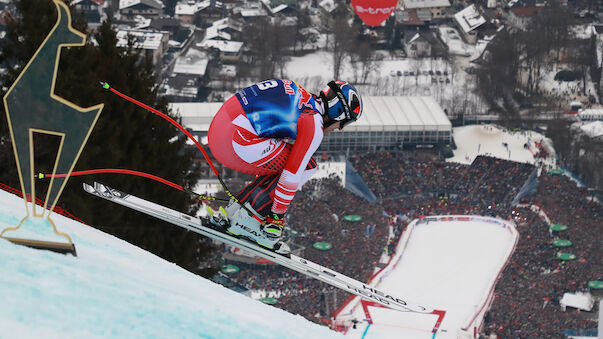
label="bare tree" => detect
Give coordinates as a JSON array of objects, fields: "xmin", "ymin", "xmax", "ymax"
[
  {"xmin": 330, "ymin": 17, "xmax": 355, "ymax": 79},
  {"xmin": 241, "ymin": 18, "xmax": 293, "ymax": 80},
  {"xmin": 567, "ymin": 37, "xmax": 596, "ymax": 92},
  {"xmin": 476, "ymin": 30, "xmax": 520, "ymax": 118},
  {"xmin": 348, "ymin": 41, "xmax": 381, "ymax": 84}
]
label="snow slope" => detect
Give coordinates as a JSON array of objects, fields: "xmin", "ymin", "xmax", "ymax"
[
  {"xmin": 449, "ymin": 124, "xmax": 553, "ymax": 166},
  {"xmin": 343, "ymin": 216, "xmax": 517, "ymax": 339},
  {"xmin": 0, "ymin": 189, "xmax": 341, "ymax": 339}
]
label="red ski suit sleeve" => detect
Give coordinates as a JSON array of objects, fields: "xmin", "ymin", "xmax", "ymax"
[{"xmin": 271, "ymin": 112, "xmax": 323, "ymax": 214}]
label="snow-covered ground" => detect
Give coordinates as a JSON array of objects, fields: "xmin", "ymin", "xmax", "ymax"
[
  {"xmin": 341, "ymin": 216, "xmax": 518, "ymax": 339},
  {"xmin": 449, "ymin": 124, "xmax": 555, "ymax": 167},
  {"xmin": 284, "ymin": 46, "xmax": 484, "ymax": 116},
  {"xmin": 0, "ymin": 190, "xmax": 341, "ymax": 339}
]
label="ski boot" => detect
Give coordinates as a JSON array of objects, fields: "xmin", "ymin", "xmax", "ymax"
[{"xmin": 221, "ymin": 201, "xmax": 290, "ymax": 255}]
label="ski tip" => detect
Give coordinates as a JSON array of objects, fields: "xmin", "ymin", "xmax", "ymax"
[
  {"xmin": 206, "ymin": 205, "xmax": 214, "ymax": 216},
  {"xmin": 100, "ymin": 81, "xmax": 110, "ymax": 90},
  {"xmin": 82, "ymin": 182, "xmax": 94, "ymax": 193},
  {"xmin": 219, "ymin": 206, "xmax": 228, "ymax": 217}
]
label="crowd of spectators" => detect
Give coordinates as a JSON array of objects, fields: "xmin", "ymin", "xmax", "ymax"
[
  {"xmin": 483, "ymin": 174, "xmax": 601, "ymax": 338},
  {"xmin": 205, "ymin": 151, "xmax": 600, "ymax": 338}
]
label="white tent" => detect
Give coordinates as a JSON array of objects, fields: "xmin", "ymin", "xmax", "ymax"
[{"xmin": 560, "ymin": 292, "xmax": 594, "ymax": 312}]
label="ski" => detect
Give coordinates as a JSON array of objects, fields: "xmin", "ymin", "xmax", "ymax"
[{"xmin": 83, "ymin": 182, "xmax": 433, "ymax": 314}]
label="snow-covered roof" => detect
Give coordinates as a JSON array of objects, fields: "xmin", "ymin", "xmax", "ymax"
[
  {"xmin": 319, "ymin": 0, "xmax": 337, "ymax": 13},
  {"xmin": 175, "ymin": 0, "xmax": 222, "ymax": 16},
  {"xmin": 403, "ymin": 0, "xmax": 450, "ymax": 9},
  {"xmin": 173, "ymin": 50, "xmax": 209, "ymax": 76},
  {"xmin": 198, "ymin": 39, "xmax": 244, "ymax": 53},
  {"xmin": 579, "ymin": 121, "xmax": 603, "ymax": 138},
  {"xmin": 454, "ymin": 5, "xmax": 486, "ymax": 33},
  {"xmin": 134, "ymin": 15, "xmax": 152, "ymax": 28},
  {"xmin": 119, "ymin": 0, "xmax": 163, "ymax": 10},
  {"xmin": 210, "ymin": 18, "xmax": 243, "ymax": 32},
  {"xmin": 175, "ymin": 2, "xmax": 197, "ymax": 16},
  {"xmin": 169, "ymin": 102, "xmax": 224, "ymax": 131},
  {"xmin": 408, "ymin": 33, "xmax": 421, "ymax": 44},
  {"xmin": 205, "ymin": 26, "xmax": 231, "ymax": 40},
  {"xmin": 171, "ymin": 96, "xmax": 451, "ymax": 133},
  {"xmin": 239, "ymin": 8, "xmax": 267, "ymax": 17},
  {"xmin": 116, "ymin": 29, "xmax": 167, "ymax": 50},
  {"xmin": 272, "ymin": 4, "xmax": 288, "ymax": 14}
]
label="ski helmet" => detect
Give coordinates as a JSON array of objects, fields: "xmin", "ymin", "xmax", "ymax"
[{"xmin": 319, "ymin": 80, "xmax": 363, "ymax": 129}]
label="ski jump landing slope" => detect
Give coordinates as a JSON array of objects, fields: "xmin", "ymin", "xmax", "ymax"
[
  {"xmin": 344, "ymin": 216, "xmax": 518, "ymax": 339},
  {"xmin": 0, "ymin": 189, "xmax": 341, "ymax": 339}
]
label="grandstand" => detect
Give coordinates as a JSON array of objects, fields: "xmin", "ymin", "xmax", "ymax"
[{"xmin": 169, "ymin": 96, "xmax": 452, "ymax": 153}]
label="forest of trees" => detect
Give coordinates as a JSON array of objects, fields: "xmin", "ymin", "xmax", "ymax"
[
  {"xmin": 0, "ymin": 0, "xmax": 216, "ymax": 277},
  {"xmin": 476, "ymin": 2, "xmax": 598, "ymax": 119}
]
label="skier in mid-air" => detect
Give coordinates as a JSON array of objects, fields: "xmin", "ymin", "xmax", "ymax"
[{"xmin": 207, "ymin": 79, "xmax": 363, "ymax": 254}]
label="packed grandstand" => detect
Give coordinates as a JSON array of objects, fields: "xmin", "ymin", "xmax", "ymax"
[{"xmin": 203, "ymin": 151, "xmax": 601, "ymax": 338}]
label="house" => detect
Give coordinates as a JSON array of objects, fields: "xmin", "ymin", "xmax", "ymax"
[
  {"xmin": 196, "ymin": 0, "xmax": 228, "ymax": 22},
  {"xmin": 149, "ymin": 18, "xmax": 182, "ymax": 35},
  {"xmin": 209, "ymin": 18, "xmax": 244, "ymax": 40},
  {"xmin": 454, "ymin": 4, "xmax": 486, "ymax": 44},
  {"xmin": 173, "ymin": 49, "xmax": 209, "ymax": 77},
  {"xmin": 197, "ymin": 39, "xmax": 244, "ymax": 61},
  {"xmin": 506, "ymin": 6, "xmax": 540, "ymax": 31},
  {"xmin": 162, "ymin": 49, "xmax": 209, "ymax": 101},
  {"xmin": 175, "ymin": 1, "xmax": 198, "ymax": 24},
  {"xmin": 175, "ymin": 1, "xmax": 227, "ymax": 25},
  {"xmin": 235, "ymin": 5, "xmax": 269, "ymax": 19},
  {"xmin": 119, "ymin": 0, "xmax": 163, "ymax": 20},
  {"xmin": 116, "ymin": 28, "xmax": 169, "ymax": 65},
  {"xmin": 396, "ymin": 9, "xmax": 430, "ymax": 29},
  {"xmin": 72, "ymin": 0, "xmax": 106, "ymax": 26},
  {"xmin": 161, "ymin": 48, "xmax": 209, "ymax": 101},
  {"xmin": 405, "ymin": 31, "xmax": 447, "ymax": 57},
  {"xmin": 401, "ymin": 0, "xmax": 451, "ymax": 19}
]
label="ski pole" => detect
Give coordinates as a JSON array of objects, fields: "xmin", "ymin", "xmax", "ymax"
[
  {"xmin": 100, "ymin": 82, "xmax": 263, "ymax": 222},
  {"xmin": 38, "ymin": 169, "xmax": 230, "ymax": 202}
]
